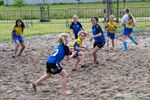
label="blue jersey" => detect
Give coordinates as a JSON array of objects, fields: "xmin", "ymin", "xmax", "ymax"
[
  {"xmin": 47, "ymin": 45, "xmax": 66, "ymax": 64},
  {"xmin": 70, "ymin": 22, "xmax": 83, "ymax": 35},
  {"xmin": 92, "ymin": 24, "xmax": 105, "ymax": 42}
]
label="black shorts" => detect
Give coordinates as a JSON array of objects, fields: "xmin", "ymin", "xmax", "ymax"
[
  {"xmin": 93, "ymin": 42, "xmax": 105, "ymax": 48},
  {"xmin": 46, "ymin": 62, "xmax": 62, "ymax": 74},
  {"xmin": 74, "ymin": 34, "xmax": 78, "ymax": 39}
]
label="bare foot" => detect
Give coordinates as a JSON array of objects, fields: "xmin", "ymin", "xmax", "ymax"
[
  {"xmin": 94, "ymin": 61, "xmax": 99, "ymax": 65},
  {"xmin": 32, "ymin": 83, "xmax": 37, "ymax": 92},
  {"xmin": 59, "ymin": 90, "xmax": 72, "ymax": 96},
  {"xmin": 72, "ymin": 68, "xmax": 77, "ymax": 71},
  {"xmin": 18, "ymin": 54, "xmax": 21, "ymax": 57},
  {"xmin": 81, "ymin": 64, "xmax": 85, "ymax": 68},
  {"xmin": 11, "ymin": 53, "xmax": 16, "ymax": 58}
]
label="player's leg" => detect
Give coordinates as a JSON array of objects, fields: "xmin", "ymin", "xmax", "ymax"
[
  {"xmin": 72, "ymin": 56, "xmax": 80, "ymax": 71},
  {"xmin": 92, "ymin": 45, "xmax": 100, "ymax": 64},
  {"xmin": 58, "ymin": 69, "xmax": 69, "ymax": 95},
  {"xmin": 32, "ymin": 73, "xmax": 52, "ymax": 92},
  {"xmin": 18, "ymin": 43, "xmax": 25, "ymax": 56}
]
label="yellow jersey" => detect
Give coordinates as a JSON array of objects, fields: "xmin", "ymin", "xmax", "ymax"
[
  {"xmin": 126, "ymin": 19, "xmax": 133, "ymax": 28},
  {"xmin": 70, "ymin": 37, "xmax": 82, "ymax": 50},
  {"xmin": 107, "ymin": 22, "xmax": 117, "ymax": 33},
  {"xmin": 126, "ymin": 23, "xmax": 133, "ymax": 28},
  {"xmin": 14, "ymin": 27, "xmax": 23, "ymax": 35}
]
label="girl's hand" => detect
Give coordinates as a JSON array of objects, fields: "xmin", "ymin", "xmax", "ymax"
[
  {"xmin": 82, "ymin": 47, "xmax": 89, "ymax": 52},
  {"xmin": 21, "ymin": 34, "xmax": 24, "ymax": 38},
  {"xmin": 70, "ymin": 34, "xmax": 74, "ymax": 40},
  {"xmin": 85, "ymin": 48, "xmax": 89, "ymax": 51},
  {"xmin": 71, "ymin": 37, "xmax": 74, "ymax": 40},
  {"xmin": 89, "ymin": 36, "xmax": 93, "ymax": 42},
  {"xmin": 66, "ymin": 56, "xmax": 70, "ymax": 61}
]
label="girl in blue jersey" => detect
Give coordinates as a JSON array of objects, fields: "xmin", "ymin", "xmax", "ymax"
[
  {"xmin": 121, "ymin": 8, "xmax": 137, "ymax": 51},
  {"xmin": 90, "ymin": 17, "xmax": 106, "ymax": 64},
  {"xmin": 32, "ymin": 33, "xmax": 71, "ymax": 95},
  {"xmin": 70, "ymin": 15, "xmax": 83, "ymax": 39},
  {"xmin": 12, "ymin": 20, "xmax": 25, "ymax": 57}
]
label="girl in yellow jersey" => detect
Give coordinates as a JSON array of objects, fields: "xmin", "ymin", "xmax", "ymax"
[
  {"xmin": 70, "ymin": 31, "xmax": 88, "ymax": 71},
  {"xmin": 106, "ymin": 15, "xmax": 117, "ymax": 49},
  {"xmin": 12, "ymin": 20, "xmax": 25, "ymax": 57},
  {"xmin": 121, "ymin": 8, "xmax": 137, "ymax": 51}
]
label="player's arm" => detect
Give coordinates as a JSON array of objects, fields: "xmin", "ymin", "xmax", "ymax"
[
  {"xmin": 89, "ymin": 26, "xmax": 103, "ymax": 42},
  {"xmin": 75, "ymin": 46, "xmax": 85, "ymax": 51},
  {"xmin": 79, "ymin": 46, "xmax": 88, "ymax": 51},
  {"xmin": 73, "ymin": 42, "xmax": 87, "ymax": 51},
  {"xmin": 70, "ymin": 23, "xmax": 74, "ymax": 39},
  {"xmin": 70, "ymin": 29, "xmax": 74, "ymax": 38},
  {"xmin": 114, "ymin": 23, "xmax": 117, "ymax": 30},
  {"xmin": 93, "ymin": 25, "xmax": 103, "ymax": 38},
  {"xmin": 105, "ymin": 24, "xmax": 109, "ymax": 32},
  {"xmin": 78, "ymin": 22, "xmax": 84, "ymax": 30},
  {"xmin": 11, "ymin": 27, "xmax": 15, "ymax": 43},
  {"xmin": 121, "ymin": 15, "xmax": 127, "ymax": 26}
]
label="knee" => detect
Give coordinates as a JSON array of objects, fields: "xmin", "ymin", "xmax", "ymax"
[
  {"xmin": 22, "ymin": 45, "xmax": 25, "ymax": 49},
  {"xmin": 81, "ymin": 52, "xmax": 85, "ymax": 56},
  {"xmin": 107, "ymin": 38, "xmax": 109, "ymax": 41},
  {"xmin": 16, "ymin": 42, "xmax": 20, "ymax": 46},
  {"xmin": 92, "ymin": 50, "xmax": 96, "ymax": 55},
  {"xmin": 63, "ymin": 73, "xmax": 69, "ymax": 82},
  {"xmin": 66, "ymin": 74, "xmax": 69, "ymax": 79},
  {"xmin": 77, "ymin": 58, "xmax": 80, "ymax": 62},
  {"xmin": 47, "ymin": 73, "xmax": 51, "ymax": 77}
]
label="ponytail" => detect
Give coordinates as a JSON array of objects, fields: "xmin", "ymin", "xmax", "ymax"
[{"xmin": 128, "ymin": 12, "xmax": 133, "ymax": 20}]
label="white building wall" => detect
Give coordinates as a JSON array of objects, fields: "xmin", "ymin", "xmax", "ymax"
[{"xmin": 3, "ymin": 0, "xmax": 150, "ymax": 5}]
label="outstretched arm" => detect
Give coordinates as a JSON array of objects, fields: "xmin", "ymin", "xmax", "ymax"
[
  {"xmin": 11, "ymin": 28, "xmax": 15, "ymax": 43},
  {"xmin": 89, "ymin": 32, "xmax": 102, "ymax": 42},
  {"xmin": 70, "ymin": 29, "xmax": 74, "ymax": 39}
]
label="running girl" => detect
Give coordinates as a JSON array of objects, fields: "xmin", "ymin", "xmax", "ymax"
[
  {"xmin": 121, "ymin": 8, "xmax": 137, "ymax": 51},
  {"xmin": 70, "ymin": 15, "xmax": 83, "ymax": 39},
  {"xmin": 90, "ymin": 17, "xmax": 106, "ymax": 64},
  {"xmin": 70, "ymin": 31, "xmax": 88, "ymax": 71},
  {"xmin": 32, "ymin": 33, "xmax": 71, "ymax": 95},
  {"xmin": 12, "ymin": 20, "xmax": 25, "ymax": 57},
  {"xmin": 106, "ymin": 15, "xmax": 117, "ymax": 49}
]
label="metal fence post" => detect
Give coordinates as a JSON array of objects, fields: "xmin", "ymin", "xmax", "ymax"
[
  {"xmin": 40, "ymin": 6, "xmax": 45, "ymax": 22},
  {"xmin": 65, "ymin": 8, "xmax": 69, "ymax": 27},
  {"xmin": 30, "ymin": 10, "xmax": 33, "ymax": 26},
  {"xmin": 47, "ymin": 6, "xmax": 50, "ymax": 22}
]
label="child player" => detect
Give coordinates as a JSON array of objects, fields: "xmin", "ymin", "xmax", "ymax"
[
  {"xmin": 32, "ymin": 33, "xmax": 71, "ymax": 95},
  {"xmin": 70, "ymin": 15, "xmax": 83, "ymax": 39},
  {"xmin": 12, "ymin": 20, "xmax": 25, "ymax": 57},
  {"xmin": 70, "ymin": 30, "xmax": 88, "ymax": 71},
  {"xmin": 106, "ymin": 15, "xmax": 117, "ymax": 49}
]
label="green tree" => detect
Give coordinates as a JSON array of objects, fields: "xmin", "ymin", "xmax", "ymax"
[
  {"xmin": 13, "ymin": 0, "xmax": 25, "ymax": 6},
  {"xmin": 123, "ymin": 0, "xmax": 126, "ymax": 8}
]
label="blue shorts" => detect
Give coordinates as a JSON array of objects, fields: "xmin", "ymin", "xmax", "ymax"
[
  {"xmin": 13, "ymin": 33, "xmax": 24, "ymax": 44},
  {"xmin": 122, "ymin": 27, "xmax": 133, "ymax": 36},
  {"xmin": 107, "ymin": 32, "xmax": 115, "ymax": 40},
  {"xmin": 71, "ymin": 50, "xmax": 79, "ymax": 58}
]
